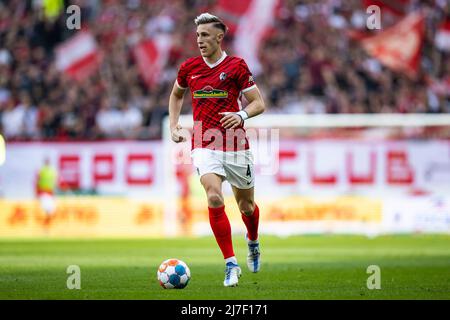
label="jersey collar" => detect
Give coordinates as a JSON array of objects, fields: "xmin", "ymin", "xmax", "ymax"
[{"xmin": 203, "ymin": 51, "xmax": 227, "ymax": 68}]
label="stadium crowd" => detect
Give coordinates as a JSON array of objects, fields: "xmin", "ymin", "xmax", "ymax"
[{"xmin": 0, "ymin": 0, "xmax": 449, "ymax": 141}]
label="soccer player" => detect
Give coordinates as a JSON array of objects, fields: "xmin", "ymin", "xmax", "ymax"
[
  {"xmin": 168, "ymin": 13, "xmax": 266, "ymax": 287},
  {"xmin": 35, "ymin": 157, "xmax": 58, "ymax": 227}
]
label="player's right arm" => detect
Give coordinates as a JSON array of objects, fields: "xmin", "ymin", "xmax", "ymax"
[{"xmin": 168, "ymin": 80, "xmax": 187, "ymax": 143}]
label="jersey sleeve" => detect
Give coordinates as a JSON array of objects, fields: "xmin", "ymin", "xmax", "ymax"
[
  {"xmin": 236, "ymin": 59, "xmax": 256, "ymax": 93},
  {"xmin": 176, "ymin": 61, "xmax": 189, "ymax": 89}
]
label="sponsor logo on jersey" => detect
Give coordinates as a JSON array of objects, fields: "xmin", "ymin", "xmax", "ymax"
[
  {"xmin": 193, "ymin": 85, "xmax": 228, "ymax": 98},
  {"xmin": 219, "ymin": 72, "xmax": 227, "ymax": 81}
]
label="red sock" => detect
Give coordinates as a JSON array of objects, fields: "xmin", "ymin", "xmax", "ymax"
[
  {"xmin": 241, "ymin": 204, "xmax": 260, "ymax": 241},
  {"xmin": 208, "ymin": 206, "xmax": 235, "ymax": 259}
]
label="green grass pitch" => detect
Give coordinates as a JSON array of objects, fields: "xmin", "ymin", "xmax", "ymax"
[{"xmin": 0, "ymin": 235, "xmax": 449, "ymax": 299}]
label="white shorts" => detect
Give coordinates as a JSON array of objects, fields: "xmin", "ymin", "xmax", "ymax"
[{"xmin": 191, "ymin": 148, "xmax": 255, "ymax": 189}]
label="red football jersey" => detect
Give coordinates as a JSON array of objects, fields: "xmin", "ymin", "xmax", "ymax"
[{"xmin": 176, "ymin": 52, "xmax": 256, "ymax": 151}]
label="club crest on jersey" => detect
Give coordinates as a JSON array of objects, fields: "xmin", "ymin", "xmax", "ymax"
[
  {"xmin": 193, "ymin": 85, "xmax": 228, "ymax": 98},
  {"xmin": 219, "ymin": 72, "xmax": 227, "ymax": 81}
]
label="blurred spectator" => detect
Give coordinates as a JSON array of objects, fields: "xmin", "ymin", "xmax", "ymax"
[
  {"xmin": 119, "ymin": 100, "xmax": 143, "ymax": 139},
  {"xmin": 2, "ymin": 97, "xmax": 25, "ymax": 138},
  {"xmin": 95, "ymin": 97, "xmax": 121, "ymax": 138}
]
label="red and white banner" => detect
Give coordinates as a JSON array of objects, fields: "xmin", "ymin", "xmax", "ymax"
[
  {"xmin": 222, "ymin": 0, "xmax": 279, "ymax": 75},
  {"xmin": 254, "ymin": 139, "xmax": 450, "ymax": 197},
  {"xmin": 0, "ymin": 141, "xmax": 165, "ymax": 199},
  {"xmin": 1, "ymin": 139, "xmax": 450, "ymax": 199},
  {"xmin": 133, "ymin": 34, "xmax": 172, "ymax": 89},
  {"xmin": 55, "ymin": 31, "xmax": 101, "ymax": 81},
  {"xmin": 360, "ymin": 12, "xmax": 425, "ymax": 78},
  {"xmin": 215, "ymin": 0, "xmax": 253, "ymax": 35},
  {"xmin": 1, "ymin": 140, "xmax": 450, "ymax": 236}
]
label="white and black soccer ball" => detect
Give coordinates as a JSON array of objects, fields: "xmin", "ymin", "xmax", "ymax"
[{"xmin": 157, "ymin": 258, "xmax": 191, "ymax": 289}]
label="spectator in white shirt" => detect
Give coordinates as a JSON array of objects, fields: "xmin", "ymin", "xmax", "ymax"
[
  {"xmin": 95, "ymin": 97, "xmax": 122, "ymax": 138},
  {"xmin": 18, "ymin": 92, "xmax": 39, "ymax": 138},
  {"xmin": 119, "ymin": 100, "xmax": 143, "ymax": 138},
  {"xmin": 1, "ymin": 98, "xmax": 26, "ymax": 139}
]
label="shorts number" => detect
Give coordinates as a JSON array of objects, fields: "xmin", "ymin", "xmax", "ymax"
[{"xmin": 246, "ymin": 164, "xmax": 251, "ymax": 177}]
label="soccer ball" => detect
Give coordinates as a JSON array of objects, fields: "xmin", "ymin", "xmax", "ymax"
[{"xmin": 157, "ymin": 258, "xmax": 191, "ymax": 289}]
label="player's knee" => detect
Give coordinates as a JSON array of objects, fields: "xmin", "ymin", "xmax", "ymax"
[
  {"xmin": 239, "ymin": 199, "xmax": 255, "ymax": 216},
  {"xmin": 206, "ymin": 190, "xmax": 224, "ymax": 208}
]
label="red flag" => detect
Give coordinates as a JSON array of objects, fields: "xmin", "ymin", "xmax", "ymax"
[
  {"xmin": 215, "ymin": 0, "xmax": 253, "ymax": 35},
  {"xmin": 360, "ymin": 12, "xmax": 425, "ymax": 78},
  {"xmin": 363, "ymin": 0, "xmax": 410, "ymax": 17},
  {"xmin": 55, "ymin": 31, "xmax": 101, "ymax": 81},
  {"xmin": 231, "ymin": 0, "xmax": 279, "ymax": 76},
  {"xmin": 133, "ymin": 35, "xmax": 172, "ymax": 89}
]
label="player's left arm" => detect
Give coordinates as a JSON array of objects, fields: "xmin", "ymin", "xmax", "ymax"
[{"xmin": 220, "ymin": 86, "xmax": 266, "ymax": 129}]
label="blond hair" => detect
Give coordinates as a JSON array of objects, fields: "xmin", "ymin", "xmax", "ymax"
[{"xmin": 194, "ymin": 13, "xmax": 227, "ymax": 34}]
